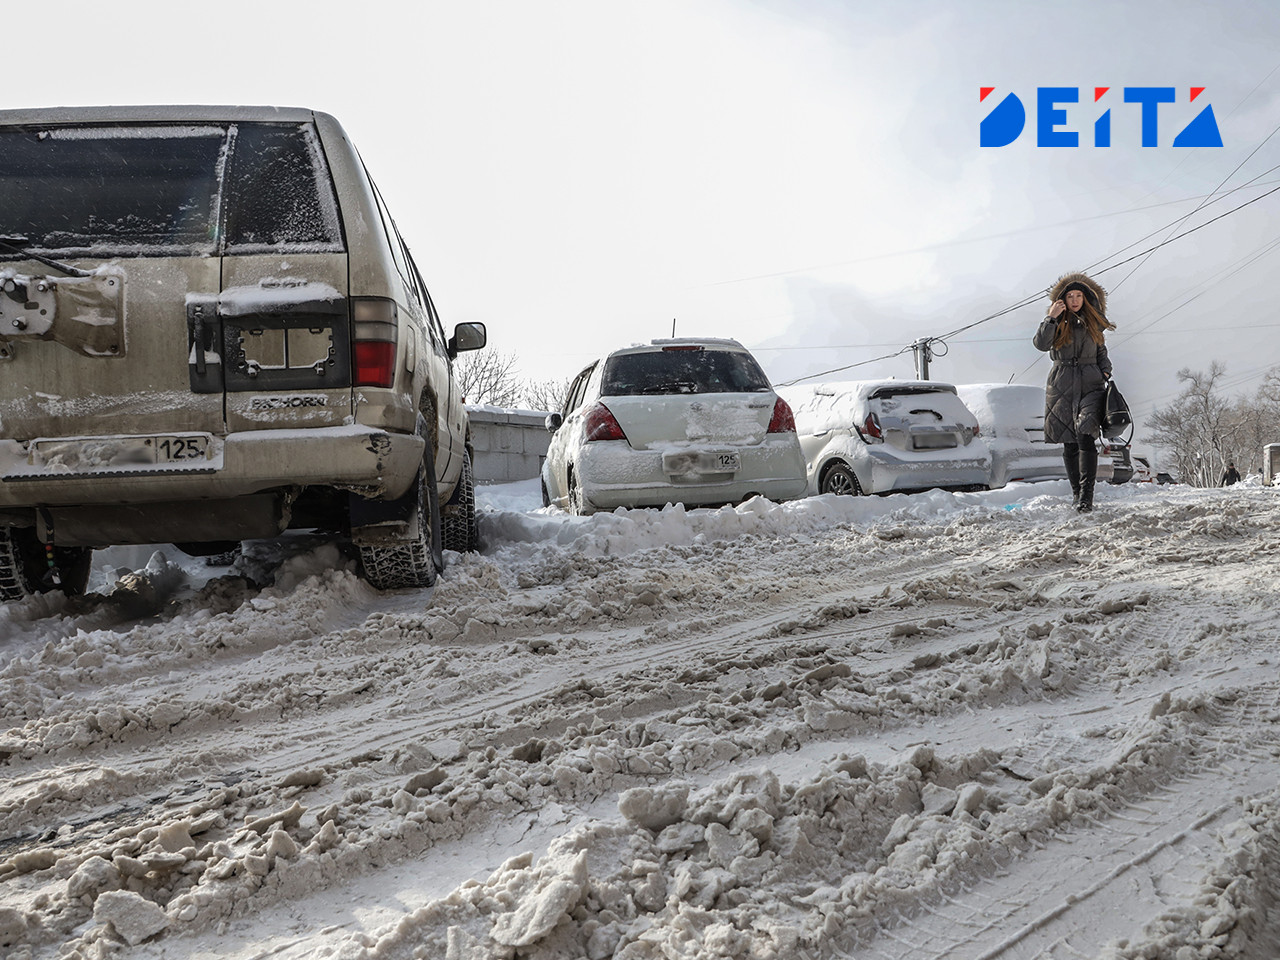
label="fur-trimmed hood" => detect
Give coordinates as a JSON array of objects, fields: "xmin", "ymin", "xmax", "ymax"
[{"xmin": 1048, "ymin": 271, "xmax": 1107, "ymax": 316}]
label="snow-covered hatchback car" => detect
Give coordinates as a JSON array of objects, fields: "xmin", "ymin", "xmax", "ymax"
[
  {"xmin": 541, "ymin": 338, "xmax": 807, "ymax": 513},
  {"xmin": 0, "ymin": 105, "xmax": 487, "ymax": 600},
  {"xmin": 779, "ymin": 380, "xmax": 991, "ymax": 496},
  {"xmin": 955, "ymin": 383, "xmax": 1068, "ymax": 489}
]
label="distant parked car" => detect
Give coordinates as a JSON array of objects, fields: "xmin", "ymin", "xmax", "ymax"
[
  {"xmin": 541, "ymin": 338, "xmax": 808, "ymax": 514},
  {"xmin": 1107, "ymin": 442, "xmax": 1134, "ymax": 484},
  {"xmin": 779, "ymin": 380, "xmax": 990, "ymax": 496},
  {"xmin": 955, "ymin": 383, "xmax": 1067, "ymax": 488}
]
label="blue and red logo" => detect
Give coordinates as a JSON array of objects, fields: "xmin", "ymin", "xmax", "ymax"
[{"xmin": 980, "ymin": 87, "xmax": 1223, "ymax": 147}]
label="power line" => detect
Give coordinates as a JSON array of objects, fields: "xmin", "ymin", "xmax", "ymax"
[
  {"xmin": 702, "ymin": 179, "xmax": 1280, "ymax": 288},
  {"xmin": 775, "ymin": 92, "xmax": 1280, "ymax": 388},
  {"xmin": 1103, "ymin": 125, "xmax": 1280, "ymax": 295},
  {"xmin": 775, "ymin": 345, "xmax": 914, "ymax": 387}
]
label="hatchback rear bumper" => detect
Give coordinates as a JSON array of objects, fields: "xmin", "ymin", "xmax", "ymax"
[
  {"xmin": 866, "ymin": 448, "xmax": 991, "ymax": 493},
  {"xmin": 576, "ymin": 438, "xmax": 808, "ymax": 511}
]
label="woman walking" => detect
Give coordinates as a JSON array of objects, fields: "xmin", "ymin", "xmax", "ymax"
[{"xmin": 1034, "ymin": 271, "xmax": 1116, "ymax": 512}]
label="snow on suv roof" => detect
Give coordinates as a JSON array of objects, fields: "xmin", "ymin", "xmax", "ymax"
[{"xmin": 0, "ymin": 105, "xmax": 321, "ymax": 125}]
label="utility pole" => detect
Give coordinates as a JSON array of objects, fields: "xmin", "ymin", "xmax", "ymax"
[
  {"xmin": 671, "ymin": 318, "xmax": 677, "ymax": 338},
  {"xmin": 912, "ymin": 338, "xmax": 933, "ymax": 380}
]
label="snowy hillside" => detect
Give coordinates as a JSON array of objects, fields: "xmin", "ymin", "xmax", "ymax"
[{"xmin": 2, "ymin": 479, "xmax": 1279, "ymax": 959}]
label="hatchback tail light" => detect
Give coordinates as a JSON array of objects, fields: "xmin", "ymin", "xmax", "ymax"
[
  {"xmin": 584, "ymin": 402, "xmax": 628, "ymax": 442},
  {"xmin": 767, "ymin": 397, "xmax": 796, "ymax": 434},
  {"xmin": 861, "ymin": 412, "xmax": 883, "ymax": 441},
  {"xmin": 352, "ymin": 298, "xmax": 399, "ymax": 388}
]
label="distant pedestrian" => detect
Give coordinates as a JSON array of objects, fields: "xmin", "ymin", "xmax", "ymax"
[
  {"xmin": 1034, "ymin": 271, "xmax": 1117, "ymax": 513},
  {"xmin": 1221, "ymin": 462, "xmax": 1241, "ymax": 486}
]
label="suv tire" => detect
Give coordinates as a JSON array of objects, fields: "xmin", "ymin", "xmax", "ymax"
[
  {"xmin": 359, "ymin": 440, "xmax": 443, "ymax": 590},
  {"xmin": 441, "ymin": 451, "xmax": 479, "ymax": 553}
]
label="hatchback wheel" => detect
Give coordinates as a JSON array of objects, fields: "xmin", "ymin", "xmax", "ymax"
[{"xmin": 820, "ymin": 462, "xmax": 863, "ymax": 496}]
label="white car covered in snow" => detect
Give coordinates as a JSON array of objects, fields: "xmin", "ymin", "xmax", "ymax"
[
  {"xmin": 779, "ymin": 380, "xmax": 991, "ymax": 496},
  {"xmin": 541, "ymin": 338, "xmax": 808, "ymax": 514},
  {"xmin": 955, "ymin": 383, "xmax": 1069, "ymax": 489}
]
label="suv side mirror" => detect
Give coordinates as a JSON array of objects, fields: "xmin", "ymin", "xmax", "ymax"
[
  {"xmin": 448, "ymin": 321, "xmax": 487, "ymax": 358},
  {"xmin": 545, "ymin": 412, "xmax": 563, "ymax": 433}
]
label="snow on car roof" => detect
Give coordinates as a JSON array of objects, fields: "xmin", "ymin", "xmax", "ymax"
[
  {"xmin": 955, "ymin": 383, "xmax": 1047, "ymax": 437},
  {"xmin": 798, "ymin": 379, "xmax": 959, "ymax": 401}
]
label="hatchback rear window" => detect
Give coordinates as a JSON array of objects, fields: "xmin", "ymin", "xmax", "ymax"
[
  {"xmin": 601, "ymin": 350, "xmax": 772, "ymax": 396},
  {"xmin": 0, "ymin": 122, "xmax": 342, "ymax": 257}
]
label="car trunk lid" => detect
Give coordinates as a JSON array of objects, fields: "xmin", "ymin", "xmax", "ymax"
[
  {"xmin": 597, "ymin": 346, "xmax": 778, "ymax": 449},
  {"xmin": 600, "ymin": 393, "xmax": 778, "ymax": 450},
  {"xmin": 868, "ymin": 386, "xmax": 976, "ymax": 453}
]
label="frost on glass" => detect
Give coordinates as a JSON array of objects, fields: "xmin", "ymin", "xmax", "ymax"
[
  {"xmin": 601, "ymin": 351, "xmax": 772, "ymax": 397},
  {"xmin": 0, "ymin": 126, "xmax": 225, "ymax": 255},
  {"xmin": 223, "ymin": 124, "xmax": 343, "ymax": 252},
  {"xmin": 0, "ymin": 121, "xmax": 343, "ymax": 257}
]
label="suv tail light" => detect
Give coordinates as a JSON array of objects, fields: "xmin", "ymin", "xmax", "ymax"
[
  {"xmin": 584, "ymin": 402, "xmax": 628, "ymax": 442},
  {"xmin": 860, "ymin": 412, "xmax": 883, "ymax": 442},
  {"xmin": 766, "ymin": 397, "xmax": 796, "ymax": 434},
  {"xmin": 352, "ymin": 298, "xmax": 398, "ymax": 388}
]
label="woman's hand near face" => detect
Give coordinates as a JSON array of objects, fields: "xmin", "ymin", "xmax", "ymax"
[{"xmin": 1048, "ymin": 299, "xmax": 1066, "ymax": 319}]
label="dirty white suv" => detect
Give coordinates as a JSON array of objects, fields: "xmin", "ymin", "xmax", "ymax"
[{"xmin": 0, "ymin": 105, "xmax": 486, "ymax": 599}]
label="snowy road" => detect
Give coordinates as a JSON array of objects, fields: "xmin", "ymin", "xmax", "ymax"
[{"xmin": 2, "ymin": 480, "xmax": 1279, "ymax": 960}]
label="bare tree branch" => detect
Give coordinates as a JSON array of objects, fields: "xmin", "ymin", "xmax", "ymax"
[
  {"xmin": 522, "ymin": 376, "xmax": 573, "ymax": 414},
  {"xmin": 454, "ymin": 350, "xmax": 523, "ymax": 408},
  {"xmin": 1146, "ymin": 362, "xmax": 1280, "ymax": 485}
]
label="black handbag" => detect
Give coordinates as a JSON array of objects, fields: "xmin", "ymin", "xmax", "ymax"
[{"xmin": 1102, "ymin": 379, "xmax": 1132, "ymax": 439}]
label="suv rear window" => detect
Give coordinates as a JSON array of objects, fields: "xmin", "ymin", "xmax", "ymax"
[
  {"xmin": 0, "ymin": 122, "xmax": 342, "ymax": 257},
  {"xmin": 601, "ymin": 350, "xmax": 772, "ymax": 396}
]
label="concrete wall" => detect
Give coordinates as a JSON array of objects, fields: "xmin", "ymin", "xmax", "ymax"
[{"xmin": 467, "ymin": 406, "xmax": 552, "ymax": 483}]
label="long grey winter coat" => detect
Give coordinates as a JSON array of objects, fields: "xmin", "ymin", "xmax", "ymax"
[{"xmin": 1034, "ymin": 316, "xmax": 1111, "ymax": 442}]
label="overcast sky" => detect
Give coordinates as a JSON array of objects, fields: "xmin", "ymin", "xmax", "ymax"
[{"xmin": 16, "ymin": 0, "xmax": 1280, "ymax": 449}]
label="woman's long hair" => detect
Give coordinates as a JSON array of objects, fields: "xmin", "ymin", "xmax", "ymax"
[{"xmin": 1053, "ymin": 297, "xmax": 1116, "ymax": 349}]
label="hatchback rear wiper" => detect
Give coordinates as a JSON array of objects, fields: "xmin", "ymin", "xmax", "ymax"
[
  {"xmin": 641, "ymin": 381, "xmax": 698, "ymax": 395},
  {"xmin": 0, "ymin": 235, "xmax": 92, "ymax": 278}
]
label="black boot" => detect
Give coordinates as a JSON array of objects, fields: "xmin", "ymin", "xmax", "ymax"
[
  {"xmin": 1062, "ymin": 443, "xmax": 1081, "ymax": 508},
  {"xmin": 1076, "ymin": 440, "xmax": 1098, "ymax": 513}
]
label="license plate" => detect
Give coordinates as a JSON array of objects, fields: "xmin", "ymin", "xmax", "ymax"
[
  {"xmin": 31, "ymin": 434, "xmax": 212, "ymax": 470},
  {"xmin": 663, "ymin": 450, "xmax": 741, "ymax": 475},
  {"xmin": 912, "ymin": 434, "xmax": 957, "ymax": 450}
]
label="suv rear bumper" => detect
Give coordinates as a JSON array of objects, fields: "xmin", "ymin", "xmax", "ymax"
[{"xmin": 0, "ymin": 425, "xmax": 424, "ymax": 509}]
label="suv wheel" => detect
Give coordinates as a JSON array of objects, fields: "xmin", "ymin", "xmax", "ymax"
[
  {"xmin": 1, "ymin": 527, "xmax": 92, "ymax": 602},
  {"xmin": 820, "ymin": 462, "xmax": 863, "ymax": 496},
  {"xmin": 441, "ymin": 451, "xmax": 479, "ymax": 553},
  {"xmin": 359, "ymin": 440, "xmax": 443, "ymax": 590}
]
